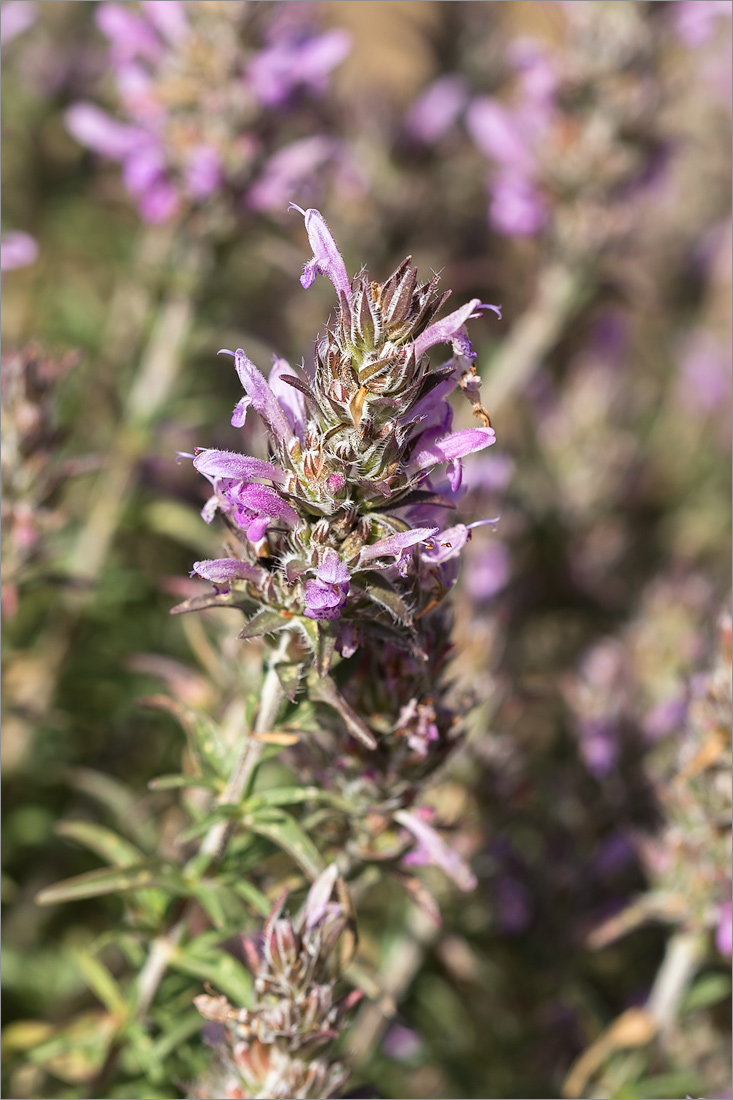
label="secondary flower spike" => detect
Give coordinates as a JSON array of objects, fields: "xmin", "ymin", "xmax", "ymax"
[{"xmin": 184, "ymin": 204, "xmax": 501, "ymax": 670}]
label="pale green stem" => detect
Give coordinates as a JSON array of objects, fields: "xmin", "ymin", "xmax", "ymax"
[
  {"xmin": 482, "ymin": 261, "xmax": 585, "ymax": 414},
  {"xmin": 135, "ymin": 635, "xmax": 290, "ymax": 1018}
]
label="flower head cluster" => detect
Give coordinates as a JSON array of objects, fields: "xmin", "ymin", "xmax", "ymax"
[
  {"xmin": 191, "ymin": 865, "xmax": 360, "ymax": 1100},
  {"xmin": 65, "ymin": 2, "xmax": 351, "ymax": 223},
  {"xmin": 411, "ymin": 3, "xmax": 670, "ymax": 248},
  {"xmin": 186, "ymin": 206, "xmax": 500, "ymax": 670}
]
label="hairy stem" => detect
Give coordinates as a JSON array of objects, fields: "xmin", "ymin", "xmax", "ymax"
[{"xmin": 135, "ymin": 636, "xmax": 289, "ymax": 1017}]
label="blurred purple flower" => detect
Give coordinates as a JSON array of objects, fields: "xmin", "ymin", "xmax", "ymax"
[
  {"xmin": 396, "ymin": 808, "xmax": 477, "ymax": 892},
  {"xmin": 641, "ymin": 694, "xmax": 688, "ymax": 741},
  {"xmin": 678, "ymin": 330, "xmax": 732, "ymax": 415},
  {"xmin": 247, "ymin": 26, "xmax": 351, "ymax": 107},
  {"xmin": 249, "ymin": 137, "xmax": 341, "ymax": 214},
  {"xmin": 0, "ymin": 0, "xmax": 36, "ymax": 45},
  {"xmin": 65, "ymin": 4, "xmax": 350, "ymax": 223},
  {"xmin": 406, "ymin": 74, "xmax": 469, "ymax": 144},
  {"xmin": 1, "ymin": 231, "xmax": 38, "ymax": 271},
  {"xmin": 383, "ymin": 1022, "xmax": 423, "ymax": 1062},
  {"xmin": 674, "ymin": 0, "xmax": 732, "ymax": 46},
  {"xmin": 464, "ymin": 540, "xmax": 510, "ymax": 601}
]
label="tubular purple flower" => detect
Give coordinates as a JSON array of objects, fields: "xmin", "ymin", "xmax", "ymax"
[
  {"xmin": 268, "ymin": 358, "xmax": 307, "ymax": 439},
  {"xmin": 395, "ymin": 809, "xmax": 477, "ymax": 892},
  {"xmin": 406, "ymin": 74, "xmax": 469, "ymax": 144},
  {"xmin": 414, "ymin": 300, "xmax": 501, "ymax": 359},
  {"xmin": 141, "ymin": 0, "xmax": 188, "ymax": 43},
  {"xmin": 290, "ymin": 204, "xmax": 353, "ymax": 307},
  {"xmin": 360, "ymin": 527, "xmax": 439, "ymax": 565},
  {"xmin": 65, "ymin": 102, "xmax": 149, "ymax": 159},
  {"xmin": 95, "ymin": 2, "xmax": 163, "ymax": 64},
  {"xmin": 248, "ymin": 136, "xmax": 340, "ymax": 214},
  {"xmin": 466, "ymin": 96, "xmax": 536, "ymax": 172},
  {"xmin": 247, "ymin": 28, "xmax": 351, "ymax": 107},
  {"xmin": 229, "ymin": 483, "xmax": 298, "ymax": 542},
  {"xmin": 193, "ymin": 449, "xmax": 287, "ymax": 485},
  {"xmin": 192, "ymin": 559, "xmax": 265, "ymax": 585},
  {"xmin": 410, "ymin": 426, "xmax": 496, "ymax": 475},
  {"xmin": 221, "ymin": 349, "xmax": 295, "ymax": 446},
  {"xmin": 304, "ymin": 550, "xmax": 350, "ymax": 621}
]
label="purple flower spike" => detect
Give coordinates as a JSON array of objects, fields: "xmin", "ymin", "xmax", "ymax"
[
  {"xmin": 193, "ymin": 449, "xmax": 286, "ymax": 485},
  {"xmin": 415, "ymin": 299, "xmax": 501, "ymax": 360},
  {"xmin": 411, "ymin": 426, "xmax": 496, "ymax": 475},
  {"xmin": 192, "ymin": 558, "xmax": 264, "ymax": 585},
  {"xmin": 304, "ymin": 549, "xmax": 350, "ymax": 621},
  {"xmin": 290, "ymin": 204, "xmax": 353, "ymax": 307}
]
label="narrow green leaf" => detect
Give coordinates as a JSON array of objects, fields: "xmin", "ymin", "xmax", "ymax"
[
  {"xmin": 307, "ymin": 670, "xmax": 377, "ymax": 749},
  {"xmin": 247, "ymin": 785, "xmax": 325, "ymax": 809},
  {"xmin": 294, "ymin": 615, "xmax": 319, "ymax": 655},
  {"xmin": 170, "ymin": 945, "xmax": 252, "ymax": 1005},
  {"xmin": 72, "ymin": 948, "xmax": 128, "ymax": 1017},
  {"xmin": 36, "ymin": 860, "xmax": 185, "ymax": 905},
  {"xmin": 238, "ymin": 607, "xmax": 289, "ymax": 639},
  {"xmin": 56, "ymin": 820, "xmax": 144, "ymax": 867},
  {"xmin": 231, "ymin": 879, "xmax": 271, "ymax": 917},
  {"xmin": 170, "ymin": 590, "xmax": 255, "ymax": 615},
  {"xmin": 275, "ymin": 660, "xmax": 303, "ymax": 702},
  {"xmin": 360, "ymin": 571, "xmax": 414, "ymax": 627},
  {"xmin": 249, "ymin": 809, "xmax": 325, "ymax": 880},
  {"xmin": 141, "ymin": 695, "xmax": 230, "ymax": 776},
  {"xmin": 178, "ymin": 805, "xmax": 235, "ymax": 844},
  {"xmin": 68, "ymin": 768, "xmax": 156, "ymax": 849},
  {"xmin": 147, "ymin": 773, "xmax": 220, "ymax": 792},
  {"xmin": 147, "ymin": 1009, "xmax": 204, "ymax": 1063}
]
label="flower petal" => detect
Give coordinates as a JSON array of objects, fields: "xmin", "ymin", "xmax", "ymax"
[
  {"xmin": 192, "ymin": 558, "xmax": 264, "ymax": 584},
  {"xmin": 411, "ymin": 427, "xmax": 496, "ymax": 473},
  {"xmin": 414, "ymin": 300, "xmax": 501, "ymax": 359},
  {"xmin": 193, "ymin": 448, "xmax": 286, "ymax": 485},
  {"xmin": 224, "ymin": 348, "xmax": 294, "ymax": 445},
  {"xmin": 396, "ymin": 809, "xmax": 477, "ymax": 892},
  {"xmin": 240, "ymin": 483, "xmax": 298, "ymax": 526},
  {"xmin": 360, "ymin": 527, "xmax": 439, "ymax": 563},
  {"xmin": 290, "ymin": 204, "xmax": 353, "ymax": 307}
]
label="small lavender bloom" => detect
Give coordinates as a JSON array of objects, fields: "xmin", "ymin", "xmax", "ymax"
[
  {"xmin": 396, "ymin": 808, "xmax": 477, "ymax": 892},
  {"xmin": 406, "ymin": 74, "xmax": 469, "ymax": 144},
  {"xmin": 464, "ymin": 540, "xmax": 510, "ymax": 601},
  {"xmin": 247, "ymin": 26, "xmax": 351, "ymax": 107},
  {"xmin": 248, "ymin": 137, "xmax": 341, "ymax": 214},
  {"xmin": 304, "ymin": 551, "xmax": 350, "ymax": 621},
  {"xmin": 1, "ymin": 231, "xmax": 38, "ymax": 271},
  {"xmin": 290, "ymin": 204, "xmax": 353, "ymax": 305},
  {"xmin": 0, "ymin": 0, "xmax": 37, "ymax": 45},
  {"xmin": 674, "ymin": 0, "xmax": 732, "ymax": 46}
]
